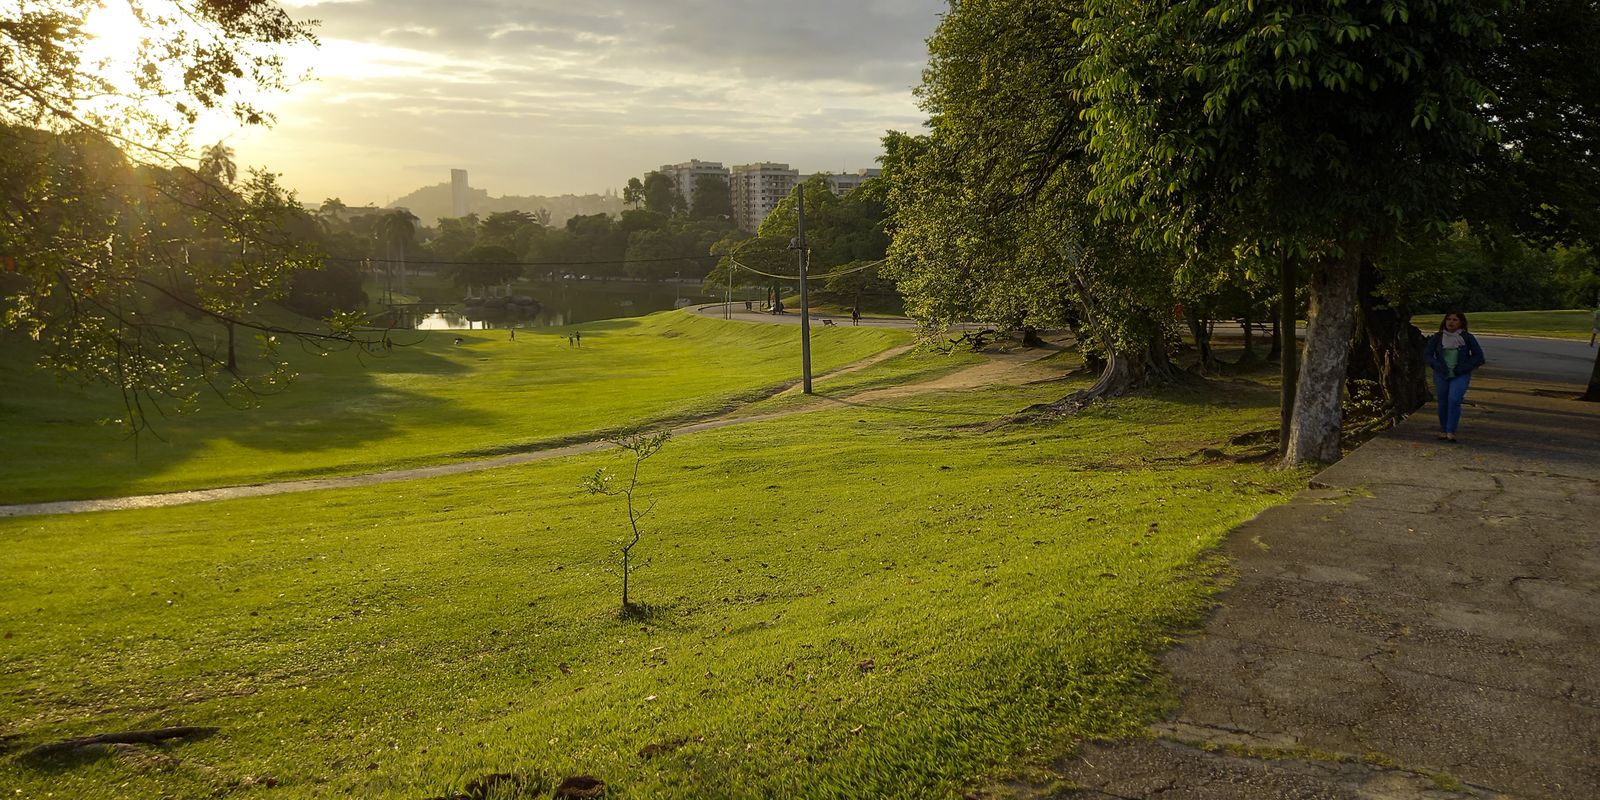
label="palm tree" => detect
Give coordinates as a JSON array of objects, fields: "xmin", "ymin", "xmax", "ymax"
[
  {"xmin": 376, "ymin": 210, "xmax": 418, "ymax": 296},
  {"xmin": 317, "ymin": 197, "xmax": 348, "ymax": 235},
  {"xmin": 319, "ymin": 197, "xmax": 347, "ymax": 219},
  {"xmin": 198, "ymin": 141, "xmax": 237, "ymax": 186}
]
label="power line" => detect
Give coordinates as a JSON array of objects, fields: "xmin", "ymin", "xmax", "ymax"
[{"xmin": 727, "ymin": 257, "xmax": 886, "ymax": 281}]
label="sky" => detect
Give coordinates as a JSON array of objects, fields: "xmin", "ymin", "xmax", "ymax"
[{"xmin": 186, "ymin": 0, "xmax": 948, "ymax": 206}]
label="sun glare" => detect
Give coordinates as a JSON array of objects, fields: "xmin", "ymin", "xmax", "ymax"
[{"xmin": 78, "ymin": 1, "xmax": 150, "ymax": 93}]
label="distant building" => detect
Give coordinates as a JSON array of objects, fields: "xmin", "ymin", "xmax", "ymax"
[
  {"xmin": 816, "ymin": 168, "xmax": 882, "ymax": 197},
  {"xmin": 658, "ymin": 159, "xmax": 729, "ymax": 212},
  {"xmin": 450, "ymin": 169, "xmax": 469, "ymax": 217},
  {"xmin": 730, "ymin": 162, "xmax": 800, "ymax": 232}
]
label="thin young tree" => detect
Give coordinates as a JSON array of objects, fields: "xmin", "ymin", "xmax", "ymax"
[{"xmin": 581, "ymin": 431, "xmax": 671, "ymax": 614}]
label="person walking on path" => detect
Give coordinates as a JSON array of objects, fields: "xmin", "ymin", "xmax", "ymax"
[
  {"xmin": 1423, "ymin": 311, "xmax": 1487, "ymax": 442},
  {"xmin": 851, "ymin": 306, "xmax": 861, "ymax": 325},
  {"xmin": 1590, "ymin": 304, "xmax": 1598, "ymax": 347}
]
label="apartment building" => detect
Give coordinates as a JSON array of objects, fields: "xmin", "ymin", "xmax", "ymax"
[
  {"xmin": 730, "ymin": 162, "xmax": 801, "ymax": 232},
  {"xmin": 816, "ymin": 168, "xmax": 882, "ymax": 197},
  {"xmin": 658, "ymin": 159, "xmax": 730, "ymax": 211}
]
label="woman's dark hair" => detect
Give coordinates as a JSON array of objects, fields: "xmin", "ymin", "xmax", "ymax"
[{"xmin": 1439, "ymin": 311, "xmax": 1469, "ymax": 332}]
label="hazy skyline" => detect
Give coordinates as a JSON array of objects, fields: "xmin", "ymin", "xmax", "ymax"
[{"xmin": 186, "ymin": 0, "xmax": 947, "ymax": 207}]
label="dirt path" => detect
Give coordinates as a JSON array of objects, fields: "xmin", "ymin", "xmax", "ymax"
[{"xmin": 0, "ymin": 343, "xmax": 1070, "ymax": 518}]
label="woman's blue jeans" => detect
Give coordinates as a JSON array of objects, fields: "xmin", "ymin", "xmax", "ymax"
[{"xmin": 1435, "ymin": 373, "xmax": 1472, "ymax": 433}]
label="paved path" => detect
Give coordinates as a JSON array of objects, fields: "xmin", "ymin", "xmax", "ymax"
[
  {"xmin": 690, "ymin": 302, "xmax": 922, "ymax": 329},
  {"xmin": 1046, "ymin": 368, "xmax": 1600, "ymax": 796},
  {"xmin": 0, "ymin": 340, "xmax": 1067, "ymax": 518}
]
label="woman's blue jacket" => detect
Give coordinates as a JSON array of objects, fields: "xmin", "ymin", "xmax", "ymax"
[{"xmin": 1423, "ymin": 331, "xmax": 1487, "ymax": 379}]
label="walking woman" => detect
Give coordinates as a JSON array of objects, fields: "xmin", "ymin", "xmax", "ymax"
[{"xmin": 1423, "ymin": 311, "xmax": 1487, "ymax": 442}]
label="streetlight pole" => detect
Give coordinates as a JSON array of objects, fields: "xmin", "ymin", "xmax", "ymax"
[{"xmin": 793, "ymin": 185, "xmax": 813, "ymax": 394}]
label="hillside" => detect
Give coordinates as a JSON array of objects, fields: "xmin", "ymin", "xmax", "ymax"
[{"xmin": 390, "ymin": 181, "xmax": 624, "ymax": 227}]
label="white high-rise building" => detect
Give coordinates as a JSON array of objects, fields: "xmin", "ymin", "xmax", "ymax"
[
  {"xmin": 730, "ymin": 162, "xmax": 800, "ymax": 232},
  {"xmin": 450, "ymin": 169, "xmax": 469, "ymax": 218},
  {"xmin": 658, "ymin": 159, "xmax": 730, "ymax": 212},
  {"xmin": 817, "ymin": 168, "xmax": 882, "ymax": 197}
]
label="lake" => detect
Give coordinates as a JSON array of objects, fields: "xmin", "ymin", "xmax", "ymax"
[{"xmin": 392, "ymin": 279, "xmax": 747, "ymax": 330}]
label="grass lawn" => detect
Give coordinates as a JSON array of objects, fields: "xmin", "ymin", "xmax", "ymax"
[
  {"xmin": 0, "ymin": 371, "xmax": 1304, "ymax": 798},
  {"xmin": 0, "ymin": 312, "xmax": 907, "ymax": 504},
  {"xmin": 1462, "ymin": 309, "xmax": 1596, "ymax": 340}
]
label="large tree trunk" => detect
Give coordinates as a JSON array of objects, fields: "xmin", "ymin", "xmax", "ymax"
[
  {"xmin": 1283, "ymin": 249, "xmax": 1361, "ymax": 466},
  {"xmin": 1279, "ymin": 250, "xmax": 1298, "ymax": 457},
  {"xmin": 1046, "ymin": 271, "xmax": 1158, "ymax": 409},
  {"xmin": 1347, "ymin": 255, "xmax": 1429, "ymax": 421}
]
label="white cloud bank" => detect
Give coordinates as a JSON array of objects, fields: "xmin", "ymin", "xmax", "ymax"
[{"xmin": 201, "ymin": 0, "xmax": 945, "ymax": 205}]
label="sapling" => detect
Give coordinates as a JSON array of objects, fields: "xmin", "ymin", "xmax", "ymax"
[{"xmin": 581, "ymin": 431, "xmax": 670, "ymax": 614}]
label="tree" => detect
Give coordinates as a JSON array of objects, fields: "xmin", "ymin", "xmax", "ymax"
[
  {"xmin": 0, "ymin": 0, "xmax": 375, "ymax": 434},
  {"xmin": 622, "ymin": 177, "xmax": 645, "ymax": 209},
  {"xmin": 689, "ymin": 174, "xmax": 732, "ymax": 220},
  {"xmin": 319, "ymin": 197, "xmax": 347, "ymax": 220},
  {"xmin": 582, "ymin": 431, "xmax": 671, "ymax": 615},
  {"xmin": 375, "ymin": 209, "xmax": 418, "ymax": 295},
  {"xmin": 454, "ymin": 244, "xmax": 521, "ymax": 295},
  {"xmin": 1074, "ymin": 0, "xmax": 1505, "ymax": 464},
  {"xmin": 641, "ymin": 171, "xmax": 682, "ymax": 215},
  {"xmin": 478, "ymin": 210, "xmax": 539, "ymax": 247},
  {"xmin": 1, "ymin": 0, "xmax": 315, "ymax": 141},
  {"xmin": 886, "ymin": 1, "xmax": 1176, "ymax": 403},
  {"xmin": 429, "ymin": 214, "xmax": 479, "ymax": 262},
  {"xmin": 198, "ymin": 141, "xmax": 237, "ymax": 187}
]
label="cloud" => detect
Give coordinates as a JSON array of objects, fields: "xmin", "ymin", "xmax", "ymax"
[{"xmin": 219, "ymin": 0, "xmax": 944, "ymax": 203}]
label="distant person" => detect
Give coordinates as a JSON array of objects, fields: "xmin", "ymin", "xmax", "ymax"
[
  {"xmin": 851, "ymin": 306, "xmax": 861, "ymax": 325},
  {"xmin": 745, "ymin": 300, "xmax": 753, "ymax": 312},
  {"xmin": 1423, "ymin": 311, "xmax": 1487, "ymax": 443},
  {"xmin": 509, "ymin": 327, "xmax": 516, "ymax": 341},
  {"xmin": 567, "ymin": 333, "xmax": 574, "ymax": 347},
  {"xmin": 575, "ymin": 331, "xmax": 582, "ymax": 346},
  {"xmin": 1590, "ymin": 305, "xmax": 1599, "ymax": 347}
]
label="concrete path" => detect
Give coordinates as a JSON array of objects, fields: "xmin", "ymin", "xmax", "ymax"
[
  {"xmin": 690, "ymin": 302, "xmax": 922, "ymax": 329},
  {"xmin": 0, "ymin": 341, "xmax": 1068, "ymax": 518},
  {"xmin": 1047, "ymin": 372, "xmax": 1600, "ymax": 796}
]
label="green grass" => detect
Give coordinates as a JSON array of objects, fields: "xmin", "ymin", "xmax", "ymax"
[
  {"xmin": 0, "ymin": 375, "xmax": 1304, "ymax": 798},
  {"xmin": 1461, "ymin": 309, "xmax": 1597, "ymax": 339},
  {"xmin": 734, "ymin": 344, "xmax": 989, "ymax": 417},
  {"xmin": 0, "ymin": 311, "xmax": 907, "ymax": 504}
]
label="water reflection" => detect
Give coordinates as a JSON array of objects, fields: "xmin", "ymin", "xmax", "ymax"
[{"xmin": 390, "ymin": 280, "xmax": 725, "ymax": 330}]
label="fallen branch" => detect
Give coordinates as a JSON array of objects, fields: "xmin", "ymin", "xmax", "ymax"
[{"xmin": 25, "ymin": 726, "xmax": 219, "ymax": 758}]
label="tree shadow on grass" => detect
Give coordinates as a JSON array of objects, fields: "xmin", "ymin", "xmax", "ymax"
[{"xmin": 0, "ymin": 335, "xmax": 507, "ymax": 503}]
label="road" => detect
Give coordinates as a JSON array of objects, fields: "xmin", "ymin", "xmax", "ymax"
[
  {"xmin": 1476, "ymin": 333, "xmax": 1595, "ymax": 385},
  {"xmin": 699, "ymin": 305, "xmax": 1595, "ymax": 388}
]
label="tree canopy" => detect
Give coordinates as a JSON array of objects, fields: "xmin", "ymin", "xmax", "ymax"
[
  {"xmin": 891, "ymin": 0, "xmax": 1600, "ymax": 463},
  {"xmin": 0, "ymin": 1, "xmax": 374, "ymax": 433}
]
